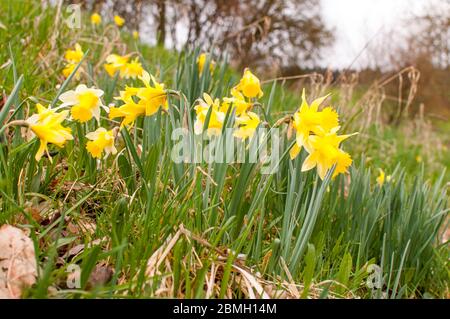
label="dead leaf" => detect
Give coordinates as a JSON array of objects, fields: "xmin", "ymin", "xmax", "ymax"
[
  {"xmin": 0, "ymin": 225, "xmax": 37, "ymax": 299},
  {"xmin": 63, "ymin": 238, "xmax": 105, "ymax": 259}
]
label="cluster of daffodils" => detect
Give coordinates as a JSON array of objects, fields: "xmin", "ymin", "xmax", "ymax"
[
  {"xmin": 23, "ymin": 65, "xmax": 168, "ymax": 161},
  {"xmin": 61, "ymin": 43, "xmax": 144, "ymax": 80},
  {"xmin": 24, "ymin": 42, "xmax": 356, "ymax": 181},
  {"xmin": 24, "ymin": 84, "xmax": 117, "ymax": 161},
  {"xmin": 194, "ymin": 68, "xmax": 263, "ymax": 139},
  {"xmin": 289, "ymin": 90, "xmax": 357, "ymax": 179}
]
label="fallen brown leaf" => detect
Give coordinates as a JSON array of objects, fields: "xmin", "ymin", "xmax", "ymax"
[{"xmin": 0, "ymin": 225, "xmax": 37, "ymax": 299}]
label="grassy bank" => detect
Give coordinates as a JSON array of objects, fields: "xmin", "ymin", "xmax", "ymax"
[{"xmin": 0, "ymin": 0, "xmax": 448, "ymax": 299}]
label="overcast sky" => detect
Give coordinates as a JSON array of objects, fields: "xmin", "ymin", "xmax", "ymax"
[{"xmin": 320, "ymin": 0, "xmax": 445, "ymax": 69}]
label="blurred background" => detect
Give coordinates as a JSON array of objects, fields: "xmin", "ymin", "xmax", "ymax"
[{"xmin": 59, "ymin": 0, "xmax": 450, "ymax": 120}]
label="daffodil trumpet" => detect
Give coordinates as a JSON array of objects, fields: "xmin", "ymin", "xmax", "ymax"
[
  {"xmin": 58, "ymin": 84, "xmax": 106, "ymax": 123},
  {"xmin": 86, "ymin": 127, "xmax": 118, "ymax": 159}
]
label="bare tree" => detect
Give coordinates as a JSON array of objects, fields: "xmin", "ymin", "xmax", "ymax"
[
  {"xmin": 178, "ymin": 0, "xmax": 333, "ymax": 69},
  {"xmin": 72, "ymin": 0, "xmax": 333, "ymax": 70}
]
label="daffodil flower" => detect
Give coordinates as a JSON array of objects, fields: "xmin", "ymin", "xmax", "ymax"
[
  {"xmin": 62, "ymin": 43, "xmax": 84, "ymax": 79},
  {"xmin": 104, "ymin": 54, "xmax": 143, "ymax": 79},
  {"xmin": 59, "ymin": 85, "xmax": 105, "ymax": 123},
  {"xmin": 26, "ymin": 103, "xmax": 73, "ymax": 162},
  {"xmin": 114, "ymin": 15, "xmax": 125, "ymax": 27},
  {"xmin": 194, "ymin": 93, "xmax": 225, "ymax": 136},
  {"xmin": 234, "ymin": 112, "xmax": 260, "ymax": 140},
  {"xmin": 332, "ymin": 150, "xmax": 353, "ymax": 178},
  {"xmin": 91, "ymin": 13, "xmax": 101, "ymax": 25},
  {"xmin": 104, "ymin": 54, "xmax": 129, "ymax": 78},
  {"xmin": 234, "ymin": 68, "xmax": 263, "ymax": 99},
  {"xmin": 221, "ymin": 88, "xmax": 252, "ymax": 116},
  {"xmin": 301, "ymin": 128, "xmax": 356, "ymax": 180},
  {"xmin": 136, "ymin": 71, "xmax": 168, "ymax": 116},
  {"xmin": 289, "ymin": 89, "xmax": 339, "ymax": 160},
  {"xmin": 110, "ymin": 87, "xmax": 145, "ymax": 127},
  {"xmin": 197, "ymin": 53, "xmax": 215, "ymax": 74},
  {"xmin": 86, "ymin": 128, "xmax": 117, "ymax": 159},
  {"xmin": 64, "ymin": 43, "xmax": 84, "ymax": 63},
  {"xmin": 132, "ymin": 30, "xmax": 139, "ymax": 40},
  {"xmin": 62, "ymin": 63, "xmax": 78, "ymax": 79},
  {"xmin": 122, "ymin": 58, "xmax": 144, "ymax": 79},
  {"xmin": 376, "ymin": 169, "xmax": 391, "ymax": 186}
]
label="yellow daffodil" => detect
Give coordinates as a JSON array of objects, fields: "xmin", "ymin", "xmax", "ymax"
[
  {"xmin": 62, "ymin": 43, "xmax": 84, "ymax": 79},
  {"xmin": 136, "ymin": 71, "xmax": 168, "ymax": 116},
  {"xmin": 234, "ymin": 112, "xmax": 260, "ymax": 140},
  {"xmin": 376, "ymin": 169, "xmax": 391, "ymax": 186},
  {"xmin": 221, "ymin": 88, "xmax": 252, "ymax": 116},
  {"xmin": 25, "ymin": 103, "xmax": 73, "ymax": 162},
  {"xmin": 197, "ymin": 53, "xmax": 215, "ymax": 74},
  {"xmin": 110, "ymin": 71, "xmax": 167, "ymax": 126},
  {"xmin": 86, "ymin": 128, "xmax": 117, "ymax": 159},
  {"xmin": 132, "ymin": 30, "xmax": 139, "ymax": 40},
  {"xmin": 122, "ymin": 58, "xmax": 144, "ymax": 79},
  {"xmin": 416, "ymin": 155, "xmax": 422, "ymax": 163},
  {"xmin": 234, "ymin": 68, "xmax": 263, "ymax": 99},
  {"xmin": 64, "ymin": 43, "xmax": 84, "ymax": 63},
  {"xmin": 91, "ymin": 13, "xmax": 101, "ymax": 25},
  {"xmin": 104, "ymin": 54, "xmax": 129, "ymax": 77},
  {"xmin": 301, "ymin": 128, "xmax": 356, "ymax": 180},
  {"xmin": 289, "ymin": 90, "xmax": 339, "ymax": 160},
  {"xmin": 62, "ymin": 63, "xmax": 79, "ymax": 79},
  {"xmin": 332, "ymin": 150, "xmax": 353, "ymax": 178},
  {"xmin": 194, "ymin": 93, "xmax": 225, "ymax": 136},
  {"xmin": 104, "ymin": 64, "xmax": 118, "ymax": 78},
  {"xmin": 104, "ymin": 54, "xmax": 143, "ymax": 79},
  {"xmin": 59, "ymin": 84, "xmax": 105, "ymax": 123},
  {"xmin": 114, "ymin": 15, "xmax": 125, "ymax": 27},
  {"xmin": 110, "ymin": 87, "xmax": 145, "ymax": 127}
]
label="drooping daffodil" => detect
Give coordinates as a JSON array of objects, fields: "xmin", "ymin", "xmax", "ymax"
[
  {"xmin": 25, "ymin": 103, "xmax": 73, "ymax": 162},
  {"xmin": 86, "ymin": 127, "xmax": 117, "ymax": 159},
  {"xmin": 301, "ymin": 128, "xmax": 357, "ymax": 180},
  {"xmin": 234, "ymin": 68, "xmax": 264, "ymax": 99}
]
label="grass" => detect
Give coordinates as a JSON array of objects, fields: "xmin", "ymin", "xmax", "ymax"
[{"xmin": 0, "ymin": 0, "xmax": 448, "ymax": 299}]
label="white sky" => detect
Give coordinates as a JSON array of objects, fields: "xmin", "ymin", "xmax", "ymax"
[{"xmin": 320, "ymin": 0, "xmax": 444, "ymax": 69}]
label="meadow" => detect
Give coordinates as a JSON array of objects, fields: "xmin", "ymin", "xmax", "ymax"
[{"xmin": 0, "ymin": 1, "xmax": 448, "ymax": 299}]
